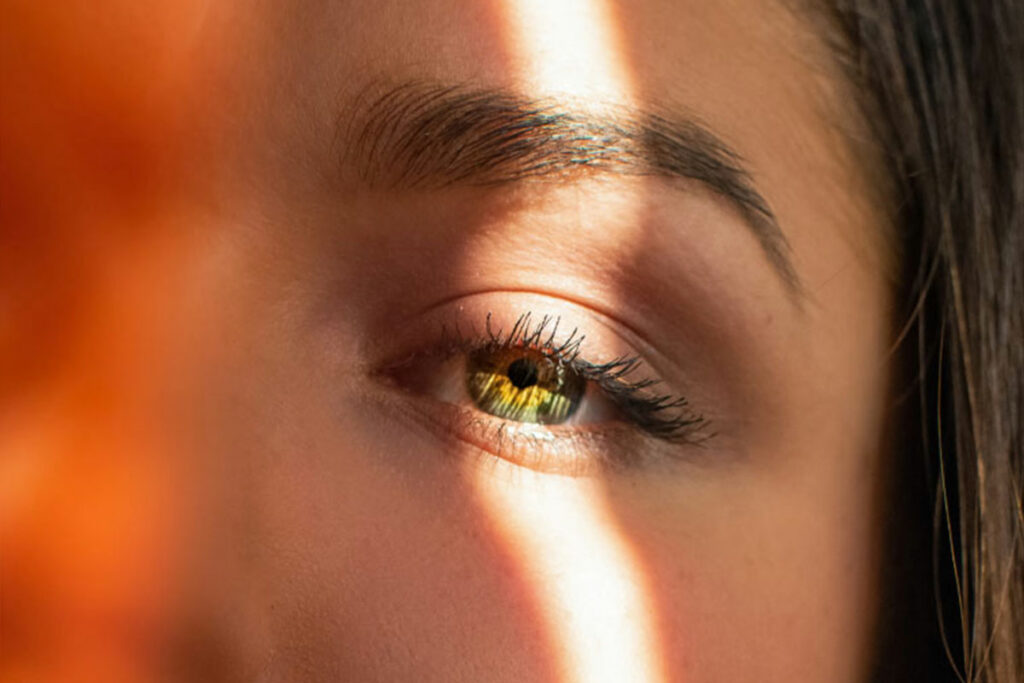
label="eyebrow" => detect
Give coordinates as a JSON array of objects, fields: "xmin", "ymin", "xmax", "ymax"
[{"xmin": 340, "ymin": 81, "xmax": 801, "ymax": 295}]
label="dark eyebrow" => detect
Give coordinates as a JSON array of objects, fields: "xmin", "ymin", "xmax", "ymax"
[{"xmin": 340, "ymin": 81, "xmax": 801, "ymax": 296}]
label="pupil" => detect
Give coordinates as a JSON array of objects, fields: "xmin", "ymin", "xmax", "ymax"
[{"xmin": 506, "ymin": 358, "xmax": 539, "ymax": 389}]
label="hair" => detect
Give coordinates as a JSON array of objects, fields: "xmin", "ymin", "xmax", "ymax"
[{"xmin": 825, "ymin": 1, "xmax": 1023, "ymax": 681}]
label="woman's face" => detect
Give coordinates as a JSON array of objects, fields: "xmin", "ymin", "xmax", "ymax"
[{"xmin": 10, "ymin": 1, "xmax": 895, "ymax": 681}]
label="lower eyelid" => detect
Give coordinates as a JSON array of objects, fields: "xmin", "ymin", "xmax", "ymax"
[{"xmin": 386, "ymin": 383, "xmax": 643, "ymax": 476}]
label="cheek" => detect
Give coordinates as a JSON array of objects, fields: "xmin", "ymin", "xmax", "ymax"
[
  {"xmin": 262, "ymin": 448, "xmax": 562, "ymax": 682},
  {"xmin": 606, "ymin": 467, "xmax": 882, "ymax": 682},
  {"xmin": 195, "ymin": 344, "xmax": 565, "ymax": 682}
]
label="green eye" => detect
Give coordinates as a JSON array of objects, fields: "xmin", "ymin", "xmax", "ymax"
[{"xmin": 466, "ymin": 347, "xmax": 585, "ymax": 425}]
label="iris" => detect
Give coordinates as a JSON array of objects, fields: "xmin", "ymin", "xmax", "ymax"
[{"xmin": 466, "ymin": 347, "xmax": 585, "ymax": 424}]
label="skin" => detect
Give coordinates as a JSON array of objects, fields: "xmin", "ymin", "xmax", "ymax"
[{"xmin": 1, "ymin": 0, "xmax": 895, "ymax": 681}]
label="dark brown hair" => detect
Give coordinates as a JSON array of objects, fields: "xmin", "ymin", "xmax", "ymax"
[{"xmin": 829, "ymin": 1, "xmax": 1023, "ymax": 680}]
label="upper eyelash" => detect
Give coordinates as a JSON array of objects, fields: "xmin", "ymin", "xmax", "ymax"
[{"xmin": 440, "ymin": 311, "xmax": 709, "ymax": 443}]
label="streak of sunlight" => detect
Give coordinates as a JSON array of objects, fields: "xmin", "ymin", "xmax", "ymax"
[
  {"xmin": 475, "ymin": 468, "xmax": 665, "ymax": 683},
  {"xmin": 474, "ymin": 2, "xmax": 664, "ymax": 682},
  {"xmin": 499, "ymin": 0, "xmax": 636, "ymax": 105}
]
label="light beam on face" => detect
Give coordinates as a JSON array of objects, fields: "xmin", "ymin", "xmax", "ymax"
[
  {"xmin": 470, "ymin": 3, "xmax": 664, "ymax": 682},
  {"xmin": 499, "ymin": 0, "xmax": 636, "ymax": 105},
  {"xmin": 475, "ymin": 469, "xmax": 665, "ymax": 683}
]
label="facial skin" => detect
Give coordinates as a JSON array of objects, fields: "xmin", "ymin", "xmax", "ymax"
[{"xmin": 2, "ymin": 0, "xmax": 895, "ymax": 681}]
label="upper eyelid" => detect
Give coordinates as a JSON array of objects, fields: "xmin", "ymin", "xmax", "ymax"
[
  {"xmin": 382, "ymin": 287, "xmax": 674, "ymax": 376},
  {"xmin": 447, "ymin": 311, "xmax": 587, "ymax": 360}
]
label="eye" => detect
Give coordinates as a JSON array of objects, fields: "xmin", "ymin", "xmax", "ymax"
[
  {"xmin": 385, "ymin": 311, "xmax": 708, "ymax": 445},
  {"xmin": 377, "ymin": 310, "xmax": 712, "ymax": 472},
  {"xmin": 465, "ymin": 347, "xmax": 586, "ymax": 425}
]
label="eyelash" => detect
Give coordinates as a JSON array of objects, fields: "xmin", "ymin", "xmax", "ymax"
[{"xmin": 438, "ymin": 311, "xmax": 708, "ymax": 444}]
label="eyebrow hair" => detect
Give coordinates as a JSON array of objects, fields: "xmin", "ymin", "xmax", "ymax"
[{"xmin": 341, "ymin": 81, "xmax": 801, "ymax": 295}]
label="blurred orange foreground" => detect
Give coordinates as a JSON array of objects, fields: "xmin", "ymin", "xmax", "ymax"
[{"xmin": 1, "ymin": 3, "xmax": 218, "ymax": 681}]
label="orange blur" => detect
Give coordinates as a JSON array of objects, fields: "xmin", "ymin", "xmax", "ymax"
[{"xmin": 1, "ymin": 3, "xmax": 212, "ymax": 681}]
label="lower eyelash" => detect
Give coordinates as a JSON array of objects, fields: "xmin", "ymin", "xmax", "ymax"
[{"xmin": 443, "ymin": 311, "xmax": 710, "ymax": 444}]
